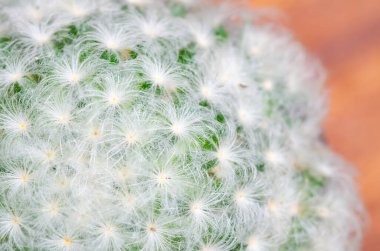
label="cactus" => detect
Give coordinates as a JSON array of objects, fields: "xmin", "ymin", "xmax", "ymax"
[{"xmin": 0, "ymin": 0, "xmax": 364, "ymax": 250}]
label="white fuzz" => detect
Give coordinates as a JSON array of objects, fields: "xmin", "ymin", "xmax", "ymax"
[
  {"xmin": 0, "ymin": 114, "xmax": 29, "ymax": 136},
  {"xmin": 0, "ymin": 102, "xmax": 32, "ymax": 138},
  {"xmin": 6, "ymin": 1, "xmax": 54, "ymax": 23},
  {"xmin": 194, "ymin": 72, "xmax": 228, "ymax": 108},
  {"xmin": 41, "ymin": 231, "xmax": 82, "ymax": 251},
  {"xmin": 19, "ymin": 23, "xmax": 53, "ymax": 45},
  {"xmin": 0, "ymin": 53, "xmax": 33, "ymax": 90},
  {"xmin": 84, "ymin": 73, "xmax": 135, "ymax": 112},
  {"xmin": 186, "ymin": 18, "xmax": 215, "ymax": 48},
  {"xmin": 132, "ymin": 215, "xmax": 178, "ymax": 251},
  {"xmin": 146, "ymin": 158, "xmax": 191, "ymax": 203},
  {"xmin": 195, "ymin": 228, "xmax": 237, "ymax": 251},
  {"xmin": 0, "ymin": 1, "xmax": 364, "ymax": 251},
  {"xmin": 135, "ymin": 51, "xmax": 186, "ymax": 92},
  {"xmin": 184, "ymin": 188, "xmax": 223, "ymax": 237},
  {"xmin": 210, "ymin": 48, "xmax": 250, "ymax": 89},
  {"xmin": 244, "ymin": 228, "xmax": 275, "ymax": 251},
  {"xmin": 234, "ymin": 91, "xmax": 263, "ymax": 128},
  {"xmin": 125, "ymin": 0, "xmax": 153, "ymax": 6},
  {"xmin": 59, "ymin": 0, "xmax": 99, "ymax": 19},
  {"xmin": 104, "ymin": 108, "xmax": 152, "ymax": 157},
  {"xmin": 0, "ymin": 209, "xmax": 28, "ymax": 248},
  {"xmin": 35, "ymin": 197, "xmax": 63, "ymax": 227},
  {"xmin": 214, "ymin": 127, "xmax": 248, "ymax": 173},
  {"xmin": 128, "ymin": 10, "xmax": 180, "ymax": 41},
  {"xmin": 264, "ymin": 149, "xmax": 285, "ymax": 166},
  {"xmin": 47, "ymin": 50, "xmax": 95, "ymax": 87},
  {"xmin": 38, "ymin": 93, "xmax": 76, "ymax": 129},
  {"xmin": 159, "ymin": 102, "xmax": 211, "ymax": 147},
  {"xmin": 88, "ymin": 21, "xmax": 136, "ymax": 52},
  {"xmin": 232, "ymin": 180, "xmax": 262, "ymax": 226},
  {"xmin": 0, "ymin": 167, "xmax": 33, "ymax": 195},
  {"xmin": 87, "ymin": 220, "xmax": 125, "ymax": 251},
  {"xmin": 14, "ymin": 17, "xmax": 70, "ymax": 50}
]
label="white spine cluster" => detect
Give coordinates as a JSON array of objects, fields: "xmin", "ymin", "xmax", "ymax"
[{"xmin": 0, "ymin": 0, "xmax": 364, "ymax": 250}]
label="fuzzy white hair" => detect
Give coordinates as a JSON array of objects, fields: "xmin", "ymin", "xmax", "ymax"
[{"xmin": 0, "ymin": 0, "xmax": 365, "ymax": 250}]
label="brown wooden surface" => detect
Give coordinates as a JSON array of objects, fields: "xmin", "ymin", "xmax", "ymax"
[{"xmin": 247, "ymin": 1, "xmax": 380, "ymax": 250}]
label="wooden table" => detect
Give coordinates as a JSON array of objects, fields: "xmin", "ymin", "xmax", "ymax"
[{"xmin": 247, "ymin": 1, "xmax": 380, "ymax": 250}]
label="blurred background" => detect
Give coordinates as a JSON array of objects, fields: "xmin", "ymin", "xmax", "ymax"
[{"xmin": 246, "ymin": 0, "xmax": 380, "ymax": 250}]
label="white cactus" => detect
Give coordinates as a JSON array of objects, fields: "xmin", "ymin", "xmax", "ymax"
[{"xmin": 0, "ymin": 0, "xmax": 364, "ymax": 250}]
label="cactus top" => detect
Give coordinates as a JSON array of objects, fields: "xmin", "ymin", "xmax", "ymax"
[{"xmin": 0, "ymin": 0, "xmax": 364, "ymax": 251}]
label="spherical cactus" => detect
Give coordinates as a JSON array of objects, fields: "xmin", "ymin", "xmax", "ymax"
[{"xmin": 0, "ymin": 0, "xmax": 364, "ymax": 250}]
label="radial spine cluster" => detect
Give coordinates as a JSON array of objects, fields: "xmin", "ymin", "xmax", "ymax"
[{"xmin": 0, "ymin": 0, "xmax": 364, "ymax": 250}]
